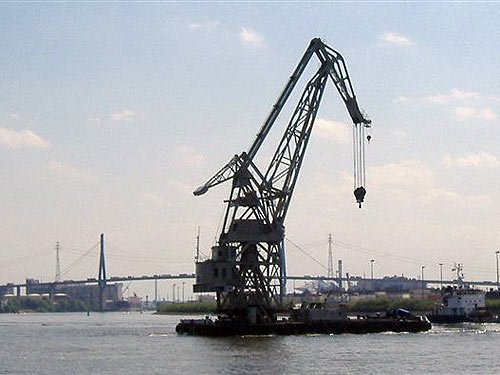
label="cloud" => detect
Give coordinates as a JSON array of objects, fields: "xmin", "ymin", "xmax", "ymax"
[
  {"xmin": 90, "ymin": 109, "xmax": 142, "ymax": 126},
  {"xmin": 299, "ymin": 159, "xmax": 474, "ymax": 212},
  {"xmin": 478, "ymin": 108, "xmax": 497, "ymax": 121},
  {"xmin": 442, "ymin": 152, "xmax": 500, "ymax": 168},
  {"xmin": 454, "ymin": 106, "xmax": 497, "ymax": 122},
  {"xmin": 188, "ymin": 20, "xmax": 219, "ymax": 31},
  {"xmin": 370, "ymin": 160, "xmax": 436, "ymax": 189},
  {"xmin": 140, "ymin": 192, "xmax": 169, "ymax": 207},
  {"xmin": 422, "ymin": 188, "xmax": 461, "ymax": 202},
  {"xmin": 394, "ymin": 89, "xmax": 497, "ymax": 122},
  {"xmin": 379, "ymin": 32, "xmax": 413, "ymax": 46},
  {"xmin": 390, "ymin": 129, "xmax": 408, "ymax": 140},
  {"xmin": 448, "ymin": 88, "xmax": 480, "ymax": 101},
  {"xmin": 0, "ymin": 127, "xmax": 50, "ymax": 149},
  {"xmin": 454, "ymin": 106, "xmax": 476, "ymax": 121},
  {"xmin": 314, "ymin": 118, "xmax": 350, "ymax": 144},
  {"xmin": 368, "ymin": 159, "xmax": 495, "ymax": 208},
  {"xmin": 47, "ymin": 160, "xmax": 97, "ymax": 183},
  {"xmin": 88, "ymin": 116, "xmax": 102, "ymax": 125},
  {"xmin": 418, "ymin": 187, "xmax": 493, "ymax": 207},
  {"xmin": 425, "ymin": 89, "xmax": 480, "ymax": 104},
  {"xmin": 394, "ymin": 88, "xmax": 481, "ymax": 105},
  {"xmin": 176, "ymin": 145, "xmax": 205, "ymax": 166},
  {"xmin": 110, "ymin": 109, "xmax": 136, "ymax": 124},
  {"xmin": 393, "ymin": 96, "xmax": 410, "ymax": 104},
  {"xmin": 167, "ymin": 179, "xmax": 195, "ymax": 194},
  {"xmin": 239, "ymin": 27, "xmax": 265, "ymax": 47}
]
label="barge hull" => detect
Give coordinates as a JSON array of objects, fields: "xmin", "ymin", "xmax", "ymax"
[{"xmin": 176, "ymin": 318, "xmax": 431, "ymax": 337}]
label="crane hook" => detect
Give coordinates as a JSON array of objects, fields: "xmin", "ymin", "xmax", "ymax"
[{"xmin": 354, "ymin": 186, "xmax": 366, "ymax": 209}]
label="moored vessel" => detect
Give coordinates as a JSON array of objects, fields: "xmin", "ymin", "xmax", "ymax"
[
  {"xmin": 427, "ymin": 286, "xmax": 499, "ymax": 323},
  {"xmin": 427, "ymin": 264, "xmax": 500, "ymax": 324}
]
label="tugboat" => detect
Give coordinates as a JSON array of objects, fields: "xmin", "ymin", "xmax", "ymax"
[{"xmin": 427, "ymin": 264, "xmax": 499, "ymax": 324}]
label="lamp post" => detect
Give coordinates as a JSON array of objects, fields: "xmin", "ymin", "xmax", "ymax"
[
  {"xmin": 421, "ymin": 266, "xmax": 425, "ymax": 296},
  {"xmin": 495, "ymin": 250, "xmax": 499, "ymax": 291},
  {"xmin": 182, "ymin": 281, "xmax": 186, "ymax": 303},
  {"xmin": 438, "ymin": 263, "xmax": 443, "ymax": 290},
  {"xmin": 370, "ymin": 259, "xmax": 375, "ymax": 292},
  {"xmin": 154, "ymin": 277, "xmax": 158, "ymax": 303}
]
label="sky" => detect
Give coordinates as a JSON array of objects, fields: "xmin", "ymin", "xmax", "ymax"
[{"xmin": 1, "ymin": 3, "xmax": 499, "ymax": 298}]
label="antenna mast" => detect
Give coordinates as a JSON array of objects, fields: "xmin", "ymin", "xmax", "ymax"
[{"xmin": 195, "ymin": 227, "xmax": 200, "ymax": 261}]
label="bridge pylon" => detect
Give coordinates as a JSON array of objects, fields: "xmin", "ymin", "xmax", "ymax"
[{"xmin": 98, "ymin": 233, "xmax": 107, "ymax": 311}]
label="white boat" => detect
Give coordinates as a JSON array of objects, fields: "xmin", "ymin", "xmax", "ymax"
[{"xmin": 427, "ymin": 264, "xmax": 498, "ymax": 323}]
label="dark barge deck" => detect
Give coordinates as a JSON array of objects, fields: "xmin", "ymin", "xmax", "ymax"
[{"xmin": 176, "ymin": 317, "xmax": 432, "ymax": 337}]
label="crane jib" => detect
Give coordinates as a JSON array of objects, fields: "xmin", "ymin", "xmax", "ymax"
[{"xmin": 194, "ymin": 38, "xmax": 371, "ymax": 202}]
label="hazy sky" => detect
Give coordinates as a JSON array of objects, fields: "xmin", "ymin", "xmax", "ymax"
[{"xmin": 1, "ymin": 3, "xmax": 499, "ymax": 297}]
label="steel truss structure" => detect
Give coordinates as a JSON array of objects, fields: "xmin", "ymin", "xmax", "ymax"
[{"xmin": 193, "ymin": 38, "xmax": 371, "ymax": 323}]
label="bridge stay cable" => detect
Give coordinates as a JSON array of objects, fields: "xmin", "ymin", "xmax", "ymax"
[{"xmin": 59, "ymin": 242, "xmax": 100, "ymax": 278}]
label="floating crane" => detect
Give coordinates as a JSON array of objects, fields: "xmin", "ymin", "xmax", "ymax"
[{"xmin": 193, "ymin": 38, "xmax": 371, "ymax": 323}]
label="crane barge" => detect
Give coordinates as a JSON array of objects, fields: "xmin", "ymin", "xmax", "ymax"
[{"xmin": 176, "ymin": 38, "xmax": 431, "ymax": 335}]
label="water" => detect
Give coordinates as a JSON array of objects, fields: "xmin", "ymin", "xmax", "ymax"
[{"xmin": 1, "ymin": 312, "xmax": 500, "ymax": 374}]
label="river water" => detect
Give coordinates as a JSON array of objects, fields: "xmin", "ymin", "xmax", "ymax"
[{"xmin": 0, "ymin": 312, "xmax": 499, "ymax": 374}]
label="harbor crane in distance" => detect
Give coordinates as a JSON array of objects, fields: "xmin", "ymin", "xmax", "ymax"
[{"xmin": 193, "ymin": 38, "xmax": 372, "ymax": 324}]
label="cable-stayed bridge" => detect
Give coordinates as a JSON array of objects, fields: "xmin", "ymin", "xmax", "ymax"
[{"xmin": 2, "ymin": 234, "xmax": 499, "ymax": 307}]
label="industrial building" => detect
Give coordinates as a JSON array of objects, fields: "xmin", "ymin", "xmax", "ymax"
[
  {"xmin": 352, "ymin": 276, "xmax": 427, "ymax": 293},
  {"xmin": 0, "ymin": 284, "xmax": 14, "ymax": 299},
  {"xmin": 25, "ymin": 278, "xmax": 124, "ymax": 310}
]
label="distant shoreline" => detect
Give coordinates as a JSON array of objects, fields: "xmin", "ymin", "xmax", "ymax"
[{"xmin": 3, "ymin": 297, "xmax": 499, "ymax": 315}]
